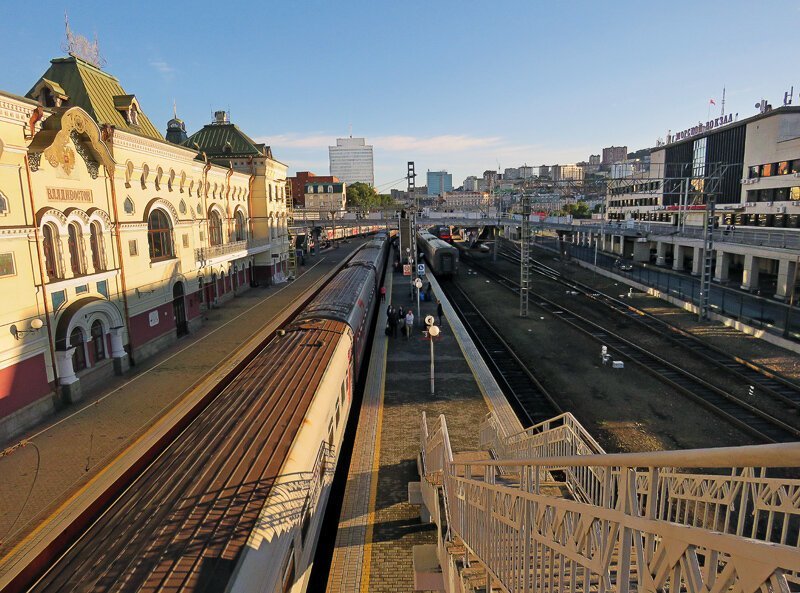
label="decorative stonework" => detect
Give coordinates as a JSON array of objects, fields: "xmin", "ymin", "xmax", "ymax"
[
  {"xmin": 144, "ymin": 197, "xmax": 180, "ymax": 224},
  {"xmin": 39, "ymin": 108, "xmax": 115, "ymax": 178},
  {"xmin": 29, "ymin": 152, "xmax": 42, "ymax": 171},
  {"xmin": 86, "ymin": 207, "xmax": 113, "ymax": 229},
  {"xmin": 70, "ymin": 130, "xmax": 99, "ymax": 179}
]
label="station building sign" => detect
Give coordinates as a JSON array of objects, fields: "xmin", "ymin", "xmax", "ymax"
[
  {"xmin": 666, "ymin": 113, "xmax": 738, "ymax": 144},
  {"xmin": 46, "ymin": 187, "xmax": 93, "ymax": 203}
]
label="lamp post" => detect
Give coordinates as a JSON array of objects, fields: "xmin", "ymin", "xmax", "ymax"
[
  {"xmin": 414, "ymin": 277, "xmax": 422, "ymax": 321},
  {"xmin": 425, "ymin": 315, "xmax": 439, "ymax": 395}
]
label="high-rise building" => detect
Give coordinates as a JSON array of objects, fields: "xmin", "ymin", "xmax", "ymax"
[
  {"xmin": 602, "ymin": 146, "xmax": 628, "ymax": 165},
  {"xmin": 329, "ymin": 137, "xmax": 374, "ymax": 186},
  {"xmin": 519, "ymin": 166, "xmax": 535, "ymax": 179},
  {"xmin": 589, "ymin": 154, "xmax": 601, "ymax": 166},
  {"xmin": 427, "ymin": 170, "xmax": 453, "ymax": 196},
  {"xmin": 463, "ymin": 176, "xmax": 480, "ymax": 191}
]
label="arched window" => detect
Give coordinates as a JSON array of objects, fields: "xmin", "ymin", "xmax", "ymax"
[
  {"xmin": 71, "ymin": 327, "xmax": 87, "ymax": 372},
  {"xmin": 42, "ymin": 223, "xmax": 60, "ymax": 280},
  {"xmin": 90, "ymin": 221, "xmax": 105, "ymax": 271},
  {"xmin": 0, "ymin": 192, "xmax": 8, "ymax": 215},
  {"xmin": 91, "ymin": 320, "xmax": 105, "ymax": 361},
  {"xmin": 147, "ymin": 209, "xmax": 174, "ymax": 260},
  {"xmin": 67, "ymin": 222, "xmax": 85, "ymax": 275},
  {"xmin": 234, "ymin": 211, "xmax": 246, "ymax": 241},
  {"xmin": 209, "ymin": 211, "xmax": 223, "ymax": 246}
]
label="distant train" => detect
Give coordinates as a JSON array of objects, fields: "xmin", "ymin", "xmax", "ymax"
[
  {"xmin": 434, "ymin": 225, "xmax": 452, "ymax": 242},
  {"xmin": 418, "ymin": 231, "xmax": 459, "ymax": 277}
]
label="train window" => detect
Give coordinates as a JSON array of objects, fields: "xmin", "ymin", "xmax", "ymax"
[
  {"xmin": 328, "ymin": 420, "xmax": 334, "ymax": 446},
  {"xmin": 340, "ymin": 381, "xmax": 346, "ymax": 405},
  {"xmin": 335, "ymin": 401, "xmax": 341, "ymax": 427}
]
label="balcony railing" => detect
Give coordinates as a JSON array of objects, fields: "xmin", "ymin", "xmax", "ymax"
[{"xmin": 195, "ymin": 237, "xmax": 271, "ymax": 263}]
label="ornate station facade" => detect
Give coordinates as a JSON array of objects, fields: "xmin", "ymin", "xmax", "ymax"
[{"xmin": 0, "ymin": 54, "xmax": 289, "ymax": 439}]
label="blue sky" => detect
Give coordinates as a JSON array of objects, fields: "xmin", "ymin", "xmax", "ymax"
[{"xmin": 1, "ymin": 0, "xmax": 797, "ymax": 190}]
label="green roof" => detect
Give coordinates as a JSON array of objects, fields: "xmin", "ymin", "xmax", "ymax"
[
  {"xmin": 184, "ymin": 122, "xmax": 271, "ymax": 159},
  {"xmin": 27, "ymin": 54, "xmax": 162, "ymax": 140}
]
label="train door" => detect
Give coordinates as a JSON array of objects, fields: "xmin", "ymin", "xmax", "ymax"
[{"xmin": 441, "ymin": 253, "xmax": 454, "ymax": 274}]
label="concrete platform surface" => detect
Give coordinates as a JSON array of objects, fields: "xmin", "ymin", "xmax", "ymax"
[{"xmin": 326, "ymin": 248, "xmax": 520, "ymax": 593}]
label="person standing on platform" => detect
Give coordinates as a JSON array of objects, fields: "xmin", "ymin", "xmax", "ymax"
[
  {"xmin": 380, "ymin": 285, "xmax": 386, "ymax": 302},
  {"xmin": 390, "ymin": 307, "xmax": 399, "ymax": 338},
  {"xmin": 405, "ymin": 309, "xmax": 414, "ymax": 340},
  {"xmin": 437, "ymin": 300, "xmax": 444, "ymax": 326}
]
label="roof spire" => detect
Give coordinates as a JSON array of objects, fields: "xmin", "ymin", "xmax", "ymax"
[{"xmin": 173, "ymin": 99, "xmax": 177, "ymax": 119}]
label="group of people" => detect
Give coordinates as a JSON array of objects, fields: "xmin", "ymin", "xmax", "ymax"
[{"xmin": 385, "ymin": 305, "xmax": 415, "ymax": 339}]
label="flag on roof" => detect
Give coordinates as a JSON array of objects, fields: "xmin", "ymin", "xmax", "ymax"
[{"xmin": 709, "ymin": 98, "xmax": 716, "ymax": 105}]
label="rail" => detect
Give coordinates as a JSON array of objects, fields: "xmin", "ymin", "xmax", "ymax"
[
  {"xmin": 421, "ymin": 412, "xmax": 800, "ymax": 592},
  {"xmin": 460, "ymin": 248, "xmax": 800, "ymax": 443}
]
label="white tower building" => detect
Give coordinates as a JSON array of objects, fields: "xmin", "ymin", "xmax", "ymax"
[{"xmin": 329, "ymin": 137, "xmax": 375, "ymax": 186}]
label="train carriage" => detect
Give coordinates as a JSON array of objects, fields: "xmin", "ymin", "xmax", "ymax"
[{"xmin": 418, "ymin": 231, "xmax": 459, "ymax": 277}]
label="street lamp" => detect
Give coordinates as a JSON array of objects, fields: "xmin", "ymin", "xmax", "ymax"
[
  {"xmin": 414, "ymin": 277, "xmax": 423, "ymax": 321},
  {"xmin": 425, "ymin": 315, "xmax": 439, "ymax": 395},
  {"xmin": 11, "ymin": 318, "xmax": 43, "ymax": 339}
]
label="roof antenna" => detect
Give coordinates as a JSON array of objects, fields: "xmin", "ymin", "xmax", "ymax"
[
  {"xmin": 173, "ymin": 99, "xmax": 177, "ymax": 119},
  {"xmin": 348, "ymin": 123, "xmax": 352, "ymax": 138}
]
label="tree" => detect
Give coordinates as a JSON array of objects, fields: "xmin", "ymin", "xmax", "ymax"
[{"xmin": 346, "ymin": 182, "xmax": 377, "ymax": 210}]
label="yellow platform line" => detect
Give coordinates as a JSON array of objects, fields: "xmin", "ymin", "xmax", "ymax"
[{"xmin": 359, "ymin": 271, "xmax": 392, "ymax": 593}]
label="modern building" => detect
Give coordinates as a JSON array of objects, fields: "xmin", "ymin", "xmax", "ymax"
[
  {"xmin": 328, "ymin": 137, "xmax": 374, "ymax": 186},
  {"xmin": 605, "ymin": 105, "xmax": 800, "ymax": 230},
  {"xmin": 537, "ymin": 165, "xmax": 550, "ymax": 178},
  {"xmin": 602, "ymin": 146, "xmax": 628, "ymax": 165},
  {"xmin": 304, "ymin": 181, "xmax": 347, "ymax": 215},
  {"xmin": 463, "ymin": 176, "xmax": 480, "ymax": 191},
  {"xmin": 551, "ymin": 164, "xmax": 585, "ymax": 182},
  {"xmin": 427, "ymin": 170, "xmax": 453, "ymax": 196},
  {"xmin": 519, "ymin": 165, "xmax": 535, "ymax": 179},
  {"xmin": 0, "ymin": 53, "xmax": 286, "ymax": 440},
  {"xmin": 288, "ymin": 171, "xmax": 339, "ymax": 208}
]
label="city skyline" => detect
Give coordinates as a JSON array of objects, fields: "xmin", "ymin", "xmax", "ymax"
[{"xmin": 1, "ymin": 0, "xmax": 797, "ymax": 190}]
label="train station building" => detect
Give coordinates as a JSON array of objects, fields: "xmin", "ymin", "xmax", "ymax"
[
  {"xmin": 593, "ymin": 106, "xmax": 800, "ymax": 298},
  {"xmin": 0, "ymin": 54, "xmax": 289, "ymax": 440}
]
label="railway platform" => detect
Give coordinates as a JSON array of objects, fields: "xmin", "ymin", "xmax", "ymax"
[
  {"xmin": 0, "ymin": 240, "xmax": 364, "ymax": 584},
  {"xmin": 325, "ymin": 247, "xmax": 521, "ymax": 593}
]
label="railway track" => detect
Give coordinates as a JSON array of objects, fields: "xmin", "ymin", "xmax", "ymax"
[
  {"xmin": 499, "ymin": 241, "xmax": 800, "ymax": 413},
  {"xmin": 458, "ymin": 249, "xmax": 800, "ymax": 444},
  {"xmin": 438, "ymin": 279, "xmax": 561, "ymax": 427}
]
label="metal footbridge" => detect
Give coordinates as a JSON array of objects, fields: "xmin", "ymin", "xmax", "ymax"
[{"xmin": 418, "ymin": 411, "xmax": 800, "ymax": 592}]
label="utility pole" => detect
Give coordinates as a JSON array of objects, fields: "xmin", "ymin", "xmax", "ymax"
[
  {"xmin": 520, "ymin": 194, "xmax": 531, "ymax": 317},
  {"xmin": 408, "ymin": 161, "xmax": 417, "ymax": 299}
]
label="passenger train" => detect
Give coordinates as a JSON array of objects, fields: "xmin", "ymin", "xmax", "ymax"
[
  {"xmin": 19, "ymin": 235, "xmax": 389, "ymax": 593},
  {"xmin": 417, "ymin": 230, "xmax": 459, "ymax": 277},
  {"xmin": 230, "ymin": 233, "xmax": 388, "ymax": 592}
]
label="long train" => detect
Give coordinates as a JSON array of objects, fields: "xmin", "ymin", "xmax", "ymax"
[{"xmin": 23, "ymin": 234, "xmax": 389, "ymax": 593}]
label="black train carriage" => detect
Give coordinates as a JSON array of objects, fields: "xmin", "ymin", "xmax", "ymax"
[
  {"xmin": 417, "ymin": 231, "xmax": 459, "ymax": 277},
  {"xmin": 346, "ymin": 237, "xmax": 389, "ymax": 281}
]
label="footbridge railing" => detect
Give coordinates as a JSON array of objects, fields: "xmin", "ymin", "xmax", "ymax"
[{"xmin": 421, "ymin": 412, "xmax": 800, "ymax": 592}]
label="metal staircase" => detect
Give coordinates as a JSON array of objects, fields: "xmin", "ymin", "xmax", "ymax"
[{"xmin": 418, "ymin": 411, "xmax": 800, "ymax": 593}]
